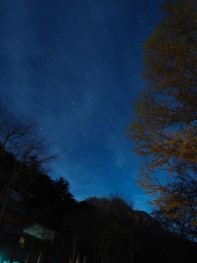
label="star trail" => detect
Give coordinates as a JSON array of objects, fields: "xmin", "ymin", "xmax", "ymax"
[{"xmin": 0, "ymin": 0, "xmax": 162, "ymax": 211}]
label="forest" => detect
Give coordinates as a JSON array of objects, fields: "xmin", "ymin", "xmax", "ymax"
[
  {"xmin": 0, "ymin": 104, "xmax": 196, "ymax": 263},
  {"xmin": 0, "ymin": 0, "xmax": 197, "ymax": 262}
]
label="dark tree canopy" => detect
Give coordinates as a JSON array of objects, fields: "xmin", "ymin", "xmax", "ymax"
[{"xmin": 0, "ymin": 105, "xmax": 57, "ymax": 220}]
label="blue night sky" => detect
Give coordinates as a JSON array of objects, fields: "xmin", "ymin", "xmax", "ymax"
[{"xmin": 0, "ymin": 0, "xmax": 163, "ymax": 212}]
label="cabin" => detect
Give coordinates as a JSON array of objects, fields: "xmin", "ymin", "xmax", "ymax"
[{"xmin": 0, "ymin": 189, "xmax": 56, "ymax": 263}]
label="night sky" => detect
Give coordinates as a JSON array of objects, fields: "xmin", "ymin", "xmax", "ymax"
[{"xmin": 0, "ymin": 0, "xmax": 162, "ymax": 212}]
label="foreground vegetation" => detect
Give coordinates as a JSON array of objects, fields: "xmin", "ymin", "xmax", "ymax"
[
  {"xmin": 0, "ymin": 105, "xmax": 196, "ymax": 263},
  {"xmin": 127, "ymin": 0, "xmax": 197, "ymax": 241},
  {"xmin": 0, "ymin": 0, "xmax": 196, "ymax": 262}
]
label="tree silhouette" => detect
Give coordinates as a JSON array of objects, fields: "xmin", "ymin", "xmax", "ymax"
[{"xmin": 0, "ymin": 106, "xmax": 57, "ymax": 220}]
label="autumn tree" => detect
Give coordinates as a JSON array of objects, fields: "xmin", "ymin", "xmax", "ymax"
[
  {"xmin": 152, "ymin": 174, "xmax": 197, "ymax": 240},
  {"xmin": 127, "ymin": 0, "xmax": 197, "ymax": 238}
]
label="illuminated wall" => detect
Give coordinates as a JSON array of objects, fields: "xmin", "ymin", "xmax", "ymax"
[{"xmin": 23, "ymin": 224, "xmax": 56, "ymax": 243}]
